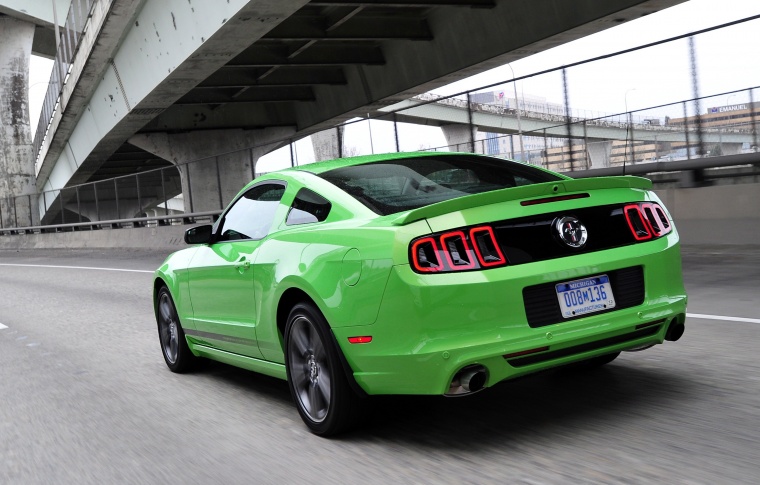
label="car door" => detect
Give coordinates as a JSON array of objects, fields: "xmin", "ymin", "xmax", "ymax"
[{"xmin": 186, "ymin": 182, "xmax": 286, "ymax": 358}]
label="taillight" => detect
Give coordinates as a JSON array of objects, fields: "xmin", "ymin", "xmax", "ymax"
[
  {"xmin": 470, "ymin": 226, "xmax": 507, "ymax": 267},
  {"xmin": 440, "ymin": 231, "xmax": 477, "ymax": 270},
  {"xmin": 410, "ymin": 225, "xmax": 506, "ymax": 273},
  {"xmin": 624, "ymin": 202, "xmax": 672, "ymax": 241},
  {"xmin": 411, "ymin": 237, "xmax": 443, "ymax": 272}
]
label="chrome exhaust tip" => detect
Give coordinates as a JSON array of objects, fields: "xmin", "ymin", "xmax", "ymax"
[{"xmin": 446, "ymin": 365, "xmax": 488, "ymax": 396}]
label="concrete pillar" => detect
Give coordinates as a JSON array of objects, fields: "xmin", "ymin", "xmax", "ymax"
[
  {"xmin": 0, "ymin": 17, "xmax": 37, "ymax": 228},
  {"xmin": 311, "ymin": 126, "xmax": 344, "ymax": 162},
  {"xmin": 586, "ymin": 140, "xmax": 613, "ymax": 169},
  {"xmin": 129, "ymin": 127, "xmax": 294, "ymax": 212},
  {"xmin": 440, "ymin": 124, "xmax": 481, "ymax": 153},
  {"xmin": 716, "ymin": 142, "xmax": 743, "ymax": 156}
]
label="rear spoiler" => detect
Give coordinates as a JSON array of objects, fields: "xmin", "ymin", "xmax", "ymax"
[{"xmin": 390, "ymin": 176, "xmax": 652, "ymax": 226}]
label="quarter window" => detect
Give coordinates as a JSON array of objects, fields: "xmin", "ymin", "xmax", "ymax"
[
  {"xmin": 286, "ymin": 188, "xmax": 331, "ymax": 225},
  {"xmin": 218, "ymin": 183, "xmax": 285, "ymax": 241}
]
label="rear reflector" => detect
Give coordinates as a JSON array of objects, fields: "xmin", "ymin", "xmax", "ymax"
[{"xmin": 348, "ymin": 336, "xmax": 372, "ymax": 344}]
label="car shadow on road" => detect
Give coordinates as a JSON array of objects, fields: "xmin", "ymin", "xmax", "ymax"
[
  {"xmin": 193, "ymin": 355, "xmax": 698, "ymax": 446},
  {"xmin": 347, "ymin": 360, "xmax": 698, "ymax": 448}
]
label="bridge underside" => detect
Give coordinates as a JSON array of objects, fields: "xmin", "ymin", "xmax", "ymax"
[{"xmin": 35, "ymin": 0, "xmax": 687, "ymax": 222}]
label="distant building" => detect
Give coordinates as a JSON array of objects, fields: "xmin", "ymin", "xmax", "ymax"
[{"xmin": 668, "ymin": 102, "xmax": 760, "ymax": 131}]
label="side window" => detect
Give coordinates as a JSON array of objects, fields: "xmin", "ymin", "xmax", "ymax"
[
  {"xmin": 218, "ymin": 183, "xmax": 285, "ymax": 241},
  {"xmin": 286, "ymin": 188, "xmax": 331, "ymax": 225}
]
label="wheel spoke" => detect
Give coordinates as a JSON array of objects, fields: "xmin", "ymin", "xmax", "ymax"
[
  {"xmin": 159, "ymin": 298, "xmax": 172, "ymax": 321},
  {"xmin": 308, "ymin": 382, "xmax": 322, "ymax": 416},
  {"xmin": 316, "ymin": 368, "xmax": 331, "ymax": 407},
  {"xmin": 291, "ymin": 320, "xmax": 311, "ymax": 355},
  {"xmin": 312, "ymin": 331, "xmax": 325, "ymax": 361},
  {"xmin": 169, "ymin": 335, "xmax": 178, "ymax": 361},
  {"xmin": 293, "ymin": 357, "xmax": 309, "ymax": 382}
]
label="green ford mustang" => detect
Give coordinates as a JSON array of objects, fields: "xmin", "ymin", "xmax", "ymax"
[{"xmin": 154, "ymin": 152, "xmax": 687, "ymax": 435}]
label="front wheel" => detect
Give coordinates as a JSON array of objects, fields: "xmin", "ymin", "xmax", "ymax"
[
  {"xmin": 285, "ymin": 302, "xmax": 362, "ymax": 436},
  {"xmin": 156, "ymin": 286, "xmax": 197, "ymax": 373}
]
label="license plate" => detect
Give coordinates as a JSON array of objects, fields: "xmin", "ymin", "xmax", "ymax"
[{"xmin": 555, "ymin": 274, "xmax": 616, "ymax": 318}]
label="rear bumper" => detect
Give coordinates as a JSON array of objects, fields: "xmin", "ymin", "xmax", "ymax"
[{"xmin": 333, "ymin": 235, "xmax": 687, "ymax": 395}]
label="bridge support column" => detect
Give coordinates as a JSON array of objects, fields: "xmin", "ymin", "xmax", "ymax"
[
  {"xmin": 586, "ymin": 141, "xmax": 613, "ymax": 169},
  {"xmin": 441, "ymin": 124, "xmax": 482, "ymax": 154},
  {"xmin": 129, "ymin": 128, "xmax": 294, "ymax": 213},
  {"xmin": 0, "ymin": 17, "xmax": 37, "ymax": 228},
  {"xmin": 312, "ymin": 127, "xmax": 345, "ymax": 162}
]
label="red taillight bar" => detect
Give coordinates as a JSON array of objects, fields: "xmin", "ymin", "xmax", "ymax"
[
  {"xmin": 411, "ymin": 237, "xmax": 443, "ymax": 273},
  {"xmin": 624, "ymin": 204, "xmax": 653, "ymax": 241},
  {"xmin": 624, "ymin": 202, "xmax": 672, "ymax": 241},
  {"xmin": 440, "ymin": 231, "xmax": 477, "ymax": 270},
  {"xmin": 470, "ymin": 226, "xmax": 506, "ymax": 267}
]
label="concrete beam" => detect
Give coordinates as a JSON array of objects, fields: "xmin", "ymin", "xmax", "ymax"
[
  {"xmin": 0, "ymin": 0, "xmax": 71, "ymax": 57},
  {"xmin": 292, "ymin": 0, "xmax": 688, "ymax": 133},
  {"xmin": 37, "ymin": 0, "xmax": 308, "ymax": 203}
]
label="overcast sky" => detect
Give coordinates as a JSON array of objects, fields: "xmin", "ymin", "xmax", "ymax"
[{"xmin": 27, "ymin": 0, "xmax": 760, "ymax": 170}]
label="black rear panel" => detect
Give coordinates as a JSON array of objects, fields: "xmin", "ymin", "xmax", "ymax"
[
  {"xmin": 493, "ymin": 204, "xmax": 636, "ymax": 265},
  {"xmin": 523, "ymin": 266, "xmax": 645, "ymax": 328}
]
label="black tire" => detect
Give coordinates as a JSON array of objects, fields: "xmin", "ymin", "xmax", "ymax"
[
  {"xmin": 156, "ymin": 286, "xmax": 197, "ymax": 373},
  {"xmin": 284, "ymin": 302, "xmax": 362, "ymax": 436}
]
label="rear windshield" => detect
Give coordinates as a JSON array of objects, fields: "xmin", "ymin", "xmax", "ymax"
[{"xmin": 318, "ymin": 155, "xmax": 562, "ymax": 215}]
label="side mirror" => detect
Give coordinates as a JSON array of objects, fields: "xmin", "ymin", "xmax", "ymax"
[{"xmin": 184, "ymin": 224, "xmax": 214, "ymax": 245}]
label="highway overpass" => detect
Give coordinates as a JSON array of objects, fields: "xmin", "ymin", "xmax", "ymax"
[{"xmin": 0, "ymin": 0, "xmax": 688, "ymax": 225}]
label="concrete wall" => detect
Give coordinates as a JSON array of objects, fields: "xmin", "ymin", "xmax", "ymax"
[
  {"xmin": 655, "ymin": 183, "xmax": 760, "ymax": 246},
  {"xmin": 2, "ymin": 182, "xmax": 758, "ymax": 250},
  {"xmin": 0, "ymin": 224, "xmax": 188, "ymax": 250}
]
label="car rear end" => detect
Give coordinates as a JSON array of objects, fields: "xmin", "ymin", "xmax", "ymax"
[{"xmin": 317, "ymin": 154, "xmax": 687, "ymax": 396}]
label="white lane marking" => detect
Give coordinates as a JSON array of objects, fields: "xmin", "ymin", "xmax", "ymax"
[
  {"xmin": 687, "ymin": 313, "xmax": 760, "ymax": 324},
  {"xmin": 0, "ymin": 323, "xmax": 7, "ymax": 330},
  {"xmin": 0, "ymin": 263, "xmax": 152, "ymax": 274}
]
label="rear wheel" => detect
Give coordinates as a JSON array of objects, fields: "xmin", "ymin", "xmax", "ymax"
[
  {"xmin": 156, "ymin": 286, "xmax": 197, "ymax": 373},
  {"xmin": 285, "ymin": 302, "xmax": 361, "ymax": 436}
]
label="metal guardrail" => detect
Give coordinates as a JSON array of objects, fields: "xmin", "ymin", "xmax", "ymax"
[
  {"xmin": 567, "ymin": 151, "xmax": 760, "ymax": 178},
  {"xmin": 0, "ymin": 211, "xmax": 221, "ymax": 237}
]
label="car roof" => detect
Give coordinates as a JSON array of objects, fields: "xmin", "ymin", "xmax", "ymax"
[{"xmin": 287, "ymin": 151, "xmax": 473, "ymax": 175}]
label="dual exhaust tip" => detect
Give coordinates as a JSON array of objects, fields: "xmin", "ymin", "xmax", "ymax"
[
  {"xmin": 446, "ymin": 365, "xmax": 488, "ymax": 396},
  {"xmin": 445, "ymin": 318, "xmax": 684, "ymax": 396}
]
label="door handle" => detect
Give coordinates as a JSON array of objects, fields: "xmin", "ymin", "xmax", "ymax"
[{"xmin": 235, "ymin": 257, "xmax": 251, "ymax": 273}]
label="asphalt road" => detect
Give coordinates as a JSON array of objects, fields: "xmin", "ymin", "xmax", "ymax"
[{"xmin": 0, "ymin": 246, "xmax": 758, "ymax": 484}]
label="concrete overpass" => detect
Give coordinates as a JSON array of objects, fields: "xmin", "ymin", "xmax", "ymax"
[
  {"xmin": 385, "ymin": 93, "xmax": 754, "ymax": 148},
  {"xmin": 2, "ymin": 0, "xmax": 690, "ymax": 225}
]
